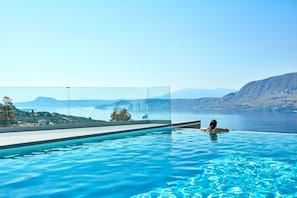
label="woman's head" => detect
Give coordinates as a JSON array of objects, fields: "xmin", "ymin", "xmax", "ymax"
[{"xmin": 209, "ymin": 119, "xmax": 217, "ymax": 130}]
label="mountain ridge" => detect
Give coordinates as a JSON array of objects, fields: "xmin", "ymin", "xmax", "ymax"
[
  {"xmin": 216, "ymin": 72, "xmax": 297, "ymax": 111},
  {"xmin": 222, "ymin": 72, "xmax": 297, "ymax": 103},
  {"xmin": 170, "ymin": 88, "xmax": 237, "ymax": 99},
  {"xmin": 14, "ymin": 72, "xmax": 297, "ymax": 113},
  {"xmin": 174, "ymin": 72, "xmax": 297, "ymax": 112}
]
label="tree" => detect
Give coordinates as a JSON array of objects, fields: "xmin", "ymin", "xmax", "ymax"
[
  {"xmin": 0, "ymin": 96, "xmax": 15, "ymax": 126},
  {"xmin": 110, "ymin": 108, "xmax": 132, "ymax": 122}
]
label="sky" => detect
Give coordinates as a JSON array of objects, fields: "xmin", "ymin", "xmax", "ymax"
[{"xmin": 0, "ymin": 0, "xmax": 296, "ymax": 93}]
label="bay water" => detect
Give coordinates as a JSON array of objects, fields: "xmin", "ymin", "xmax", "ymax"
[
  {"xmin": 172, "ymin": 111, "xmax": 297, "ymax": 133},
  {"xmin": 27, "ymin": 106, "xmax": 297, "ymax": 133}
]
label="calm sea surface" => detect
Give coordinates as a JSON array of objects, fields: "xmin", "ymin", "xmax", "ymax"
[
  {"xmin": 19, "ymin": 106, "xmax": 297, "ymax": 133},
  {"xmin": 171, "ymin": 111, "xmax": 297, "ymax": 133}
]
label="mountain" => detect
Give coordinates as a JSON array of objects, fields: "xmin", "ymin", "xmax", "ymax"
[
  {"xmin": 216, "ymin": 72, "xmax": 297, "ymax": 112},
  {"xmin": 15, "ymin": 97, "xmax": 119, "ymax": 108},
  {"xmin": 171, "ymin": 72, "xmax": 297, "ymax": 112},
  {"xmin": 14, "ymin": 73, "xmax": 297, "ymax": 113},
  {"xmin": 171, "ymin": 88, "xmax": 236, "ymax": 99}
]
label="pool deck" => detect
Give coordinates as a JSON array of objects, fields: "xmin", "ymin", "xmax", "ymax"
[{"xmin": 0, "ymin": 120, "xmax": 201, "ymax": 149}]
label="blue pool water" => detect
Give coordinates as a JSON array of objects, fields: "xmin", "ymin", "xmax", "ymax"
[{"xmin": 0, "ymin": 128, "xmax": 297, "ymax": 197}]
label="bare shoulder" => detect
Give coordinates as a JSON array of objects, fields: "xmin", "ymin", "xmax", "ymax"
[{"xmin": 200, "ymin": 127, "xmax": 208, "ymax": 131}]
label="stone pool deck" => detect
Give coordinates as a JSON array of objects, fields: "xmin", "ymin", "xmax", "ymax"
[{"xmin": 0, "ymin": 121, "xmax": 200, "ymax": 149}]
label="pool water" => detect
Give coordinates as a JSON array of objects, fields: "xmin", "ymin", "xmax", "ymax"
[{"xmin": 0, "ymin": 128, "xmax": 296, "ymax": 197}]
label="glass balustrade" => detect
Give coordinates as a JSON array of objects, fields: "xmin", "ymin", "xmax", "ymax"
[{"xmin": 0, "ymin": 86, "xmax": 171, "ymax": 131}]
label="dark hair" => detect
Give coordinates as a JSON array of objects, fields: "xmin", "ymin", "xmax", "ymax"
[{"xmin": 209, "ymin": 119, "xmax": 217, "ymax": 130}]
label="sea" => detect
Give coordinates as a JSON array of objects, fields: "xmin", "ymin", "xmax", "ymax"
[
  {"xmin": 22, "ymin": 106, "xmax": 297, "ymax": 133},
  {"xmin": 171, "ymin": 111, "xmax": 297, "ymax": 133}
]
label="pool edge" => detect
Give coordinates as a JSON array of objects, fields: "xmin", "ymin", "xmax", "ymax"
[{"xmin": 0, "ymin": 120, "xmax": 201, "ymax": 150}]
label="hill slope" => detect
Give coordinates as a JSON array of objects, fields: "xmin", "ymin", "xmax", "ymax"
[
  {"xmin": 171, "ymin": 73, "xmax": 297, "ymax": 112},
  {"xmin": 14, "ymin": 73, "xmax": 297, "ymax": 113},
  {"xmin": 216, "ymin": 72, "xmax": 297, "ymax": 112}
]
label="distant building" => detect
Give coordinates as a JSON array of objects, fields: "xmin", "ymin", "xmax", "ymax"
[{"xmin": 38, "ymin": 119, "xmax": 47, "ymax": 126}]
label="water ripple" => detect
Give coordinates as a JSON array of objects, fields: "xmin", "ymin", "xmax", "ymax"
[{"xmin": 0, "ymin": 129, "xmax": 296, "ymax": 197}]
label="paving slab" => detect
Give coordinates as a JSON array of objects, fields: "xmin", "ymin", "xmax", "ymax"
[
  {"xmin": 0, "ymin": 123, "xmax": 166, "ymax": 148},
  {"xmin": 0, "ymin": 120, "xmax": 200, "ymax": 149}
]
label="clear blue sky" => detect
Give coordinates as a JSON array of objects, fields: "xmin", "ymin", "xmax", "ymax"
[{"xmin": 1, "ymin": 0, "xmax": 296, "ymax": 91}]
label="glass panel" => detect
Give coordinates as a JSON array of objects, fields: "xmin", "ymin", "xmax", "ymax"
[
  {"xmin": 147, "ymin": 86, "xmax": 171, "ymax": 123},
  {"xmin": 0, "ymin": 86, "xmax": 171, "ymax": 131}
]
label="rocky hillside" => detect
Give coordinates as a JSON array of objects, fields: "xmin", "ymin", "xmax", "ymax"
[
  {"xmin": 171, "ymin": 72, "xmax": 297, "ymax": 112},
  {"xmin": 215, "ymin": 72, "xmax": 297, "ymax": 112},
  {"xmin": 14, "ymin": 73, "xmax": 297, "ymax": 113}
]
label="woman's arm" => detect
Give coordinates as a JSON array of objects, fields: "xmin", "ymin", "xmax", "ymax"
[
  {"xmin": 200, "ymin": 127, "xmax": 208, "ymax": 131},
  {"xmin": 215, "ymin": 128, "xmax": 229, "ymax": 132}
]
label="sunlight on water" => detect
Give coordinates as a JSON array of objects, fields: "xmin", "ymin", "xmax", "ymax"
[
  {"xmin": 132, "ymin": 152, "xmax": 297, "ymax": 197},
  {"xmin": 0, "ymin": 129, "xmax": 296, "ymax": 197}
]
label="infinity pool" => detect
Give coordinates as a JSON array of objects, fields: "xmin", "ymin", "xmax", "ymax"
[{"xmin": 0, "ymin": 128, "xmax": 296, "ymax": 197}]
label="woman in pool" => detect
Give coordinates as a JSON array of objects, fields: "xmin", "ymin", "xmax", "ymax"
[{"xmin": 200, "ymin": 119, "xmax": 229, "ymax": 133}]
